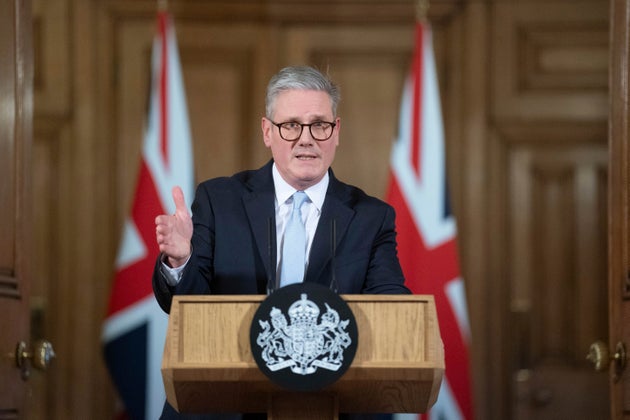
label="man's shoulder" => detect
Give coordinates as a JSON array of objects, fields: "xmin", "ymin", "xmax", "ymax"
[
  {"xmin": 330, "ymin": 175, "xmax": 391, "ymax": 211},
  {"xmin": 197, "ymin": 174, "xmax": 241, "ymax": 191},
  {"xmin": 197, "ymin": 161, "xmax": 272, "ymax": 193}
]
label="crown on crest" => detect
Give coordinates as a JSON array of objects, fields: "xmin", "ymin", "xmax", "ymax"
[{"xmin": 288, "ymin": 294, "xmax": 320, "ymax": 326}]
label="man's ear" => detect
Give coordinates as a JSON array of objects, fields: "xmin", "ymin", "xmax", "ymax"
[
  {"xmin": 261, "ymin": 117, "xmax": 272, "ymax": 147},
  {"xmin": 333, "ymin": 117, "xmax": 341, "ymax": 146}
]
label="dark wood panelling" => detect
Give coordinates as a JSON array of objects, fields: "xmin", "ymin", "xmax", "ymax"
[
  {"xmin": 0, "ymin": 0, "xmax": 33, "ymax": 415},
  {"xmin": 496, "ymin": 122, "xmax": 608, "ymax": 419},
  {"xmin": 493, "ymin": 1, "xmax": 608, "ymax": 120},
  {"xmin": 608, "ymin": 0, "xmax": 630, "ymax": 415}
]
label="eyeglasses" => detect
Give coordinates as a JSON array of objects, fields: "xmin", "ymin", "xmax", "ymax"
[{"xmin": 268, "ymin": 119, "xmax": 337, "ymax": 141}]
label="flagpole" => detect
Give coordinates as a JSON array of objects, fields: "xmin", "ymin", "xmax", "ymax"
[
  {"xmin": 416, "ymin": 0, "xmax": 429, "ymax": 22},
  {"xmin": 158, "ymin": 0, "xmax": 168, "ymax": 11}
]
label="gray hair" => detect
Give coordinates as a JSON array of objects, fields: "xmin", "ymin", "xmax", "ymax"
[{"xmin": 265, "ymin": 66, "xmax": 341, "ymax": 119}]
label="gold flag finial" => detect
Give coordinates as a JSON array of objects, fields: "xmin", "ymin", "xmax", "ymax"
[
  {"xmin": 416, "ymin": 0, "xmax": 429, "ymax": 22},
  {"xmin": 158, "ymin": 0, "xmax": 168, "ymax": 11}
]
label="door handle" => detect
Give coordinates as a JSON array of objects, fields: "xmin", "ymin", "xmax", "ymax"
[
  {"xmin": 587, "ymin": 340, "xmax": 626, "ymax": 382},
  {"xmin": 15, "ymin": 340, "xmax": 56, "ymax": 380}
]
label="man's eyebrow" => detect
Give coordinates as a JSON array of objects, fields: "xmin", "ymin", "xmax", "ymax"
[{"xmin": 281, "ymin": 115, "xmax": 330, "ymax": 122}]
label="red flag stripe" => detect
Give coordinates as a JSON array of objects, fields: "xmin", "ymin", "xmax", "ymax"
[
  {"xmin": 411, "ymin": 25, "xmax": 423, "ymax": 178},
  {"xmin": 158, "ymin": 11, "xmax": 169, "ymax": 168}
]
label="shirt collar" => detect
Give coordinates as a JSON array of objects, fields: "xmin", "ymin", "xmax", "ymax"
[{"xmin": 272, "ymin": 163, "xmax": 329, "ymax": 212}]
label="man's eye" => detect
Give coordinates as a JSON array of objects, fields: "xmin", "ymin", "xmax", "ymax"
[{"xmin": 283, "ymin": 122, "xmax": 300, "ymax": 130}]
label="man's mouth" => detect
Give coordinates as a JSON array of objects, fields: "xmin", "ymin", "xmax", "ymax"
[{"xmin": 295, "ymin": 153, "xmax": 317, "ymax": 160}]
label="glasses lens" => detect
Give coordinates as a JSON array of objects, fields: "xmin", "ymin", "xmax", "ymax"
[
  {"xmin": 279, "ymin": 122, "xmax": 302, "ymax": 141},
  {"xmin": 310, "ymin": 122, "xmax": 333, "ymax": 140}
]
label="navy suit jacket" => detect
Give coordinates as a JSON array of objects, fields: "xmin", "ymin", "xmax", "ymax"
[{"xmin": 153, "ymin": 160, "xmax": 409, "ymax": 313}]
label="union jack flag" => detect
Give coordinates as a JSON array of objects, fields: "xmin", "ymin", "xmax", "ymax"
[
  {"xmin": 102, "ymin": 11, "xmax": 194, "ymax": 419},
  {"xmin": 387, "ymin": 22, "xmax": 474, "ymax": 420}
]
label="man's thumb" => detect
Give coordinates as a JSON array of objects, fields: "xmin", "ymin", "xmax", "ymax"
[{"xmin": 172, "ymin": 186, "xmax": 188, "ymax": 214}]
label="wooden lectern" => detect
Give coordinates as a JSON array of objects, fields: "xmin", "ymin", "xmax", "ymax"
[{"xmin": 162, "ymin": 294, "xmax": 444, "ymax": 419}]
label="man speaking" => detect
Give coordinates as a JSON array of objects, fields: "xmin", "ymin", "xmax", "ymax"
[{"xmin": 153, "ymin": 65, "xmax": 410, "ymax": 419}]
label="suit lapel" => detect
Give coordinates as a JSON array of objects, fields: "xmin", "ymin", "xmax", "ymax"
[
  {"xmin": 242, "ymin": 161, "xmax": 277, "ymax": 289},
  {"xmin": 306, "ymin": 172, "xmax": 354, "ymax": 287},
  {"xmin": 242, "ymin": 164, "xmax": 354, "ymax": 290}
]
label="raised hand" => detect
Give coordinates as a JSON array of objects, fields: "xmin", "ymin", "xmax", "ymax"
[{"xmin": 155, "ymin": 186, "xmax": 193, "ymax": 267}]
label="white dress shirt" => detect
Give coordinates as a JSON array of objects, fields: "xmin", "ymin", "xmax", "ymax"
[{"xmin": 272, "ymin": 163, "xmax": 327, "ymax": 277}]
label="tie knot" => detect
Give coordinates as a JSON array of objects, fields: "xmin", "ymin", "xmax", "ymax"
[{"xmin": 292, "ymin": 191, "xmax": 307, "ymax": 210}]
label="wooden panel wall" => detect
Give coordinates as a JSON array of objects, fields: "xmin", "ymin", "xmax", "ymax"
[
  {"xmin": 608, "ymin": 0, "xmax": 630, "ymax": 415},
  {"xmin": 0, "ymin": 0, "xmax": 33, "ymax": 416},
  {"xmin": 488, "ymin": 1, "xmax": 609, "ymax": 418},
  {"xmin": 27, "ymin": 0, "xmax": 609, "ymax": 419}
]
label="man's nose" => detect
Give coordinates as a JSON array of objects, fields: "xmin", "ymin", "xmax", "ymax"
[{"xmin": 296, "ymin": 127, "xmax": 314, "ymax": 143}]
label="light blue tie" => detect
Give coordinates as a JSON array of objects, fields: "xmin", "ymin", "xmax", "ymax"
[{"xmin": 280, "ymin": 191, "xmax": 308, "ymax": 287}]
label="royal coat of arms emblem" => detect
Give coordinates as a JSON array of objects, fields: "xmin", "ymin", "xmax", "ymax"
[
  {"xmin": 255, "ymin": 293, "xmax": 352, "ymax": 375},
  {"xmin": 250, "ymin": 282, "xmax": 358, "ymax": 391}
]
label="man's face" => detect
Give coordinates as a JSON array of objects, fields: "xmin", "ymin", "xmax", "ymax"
[{"xmin": 261, "ymin": 89, "xmax": 340, "ymax": 191}]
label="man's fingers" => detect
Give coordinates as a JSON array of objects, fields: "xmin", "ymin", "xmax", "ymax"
[
  {"xmin": 155, "ymin": 223, "xmax": 168, "ymax": 235},
  {"xmin": 155, "ymin": 214, "xmax": 170, "ymax": 226},
  {"xmin": 172, "ymin": 186, "xmax": 189, "ymax": 215}
]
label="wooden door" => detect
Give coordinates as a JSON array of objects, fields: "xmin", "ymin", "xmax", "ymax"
[
  {"xmin": 608, "ymin": 0, "xmax": 630, "ymax": 417},
  {"xmin": 487, "ymin": 2, "xmax": 610, "ymax": 418},
  {"xmin": 0, "ymin": 0, "xmax": 33, "ymax": 417}
]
